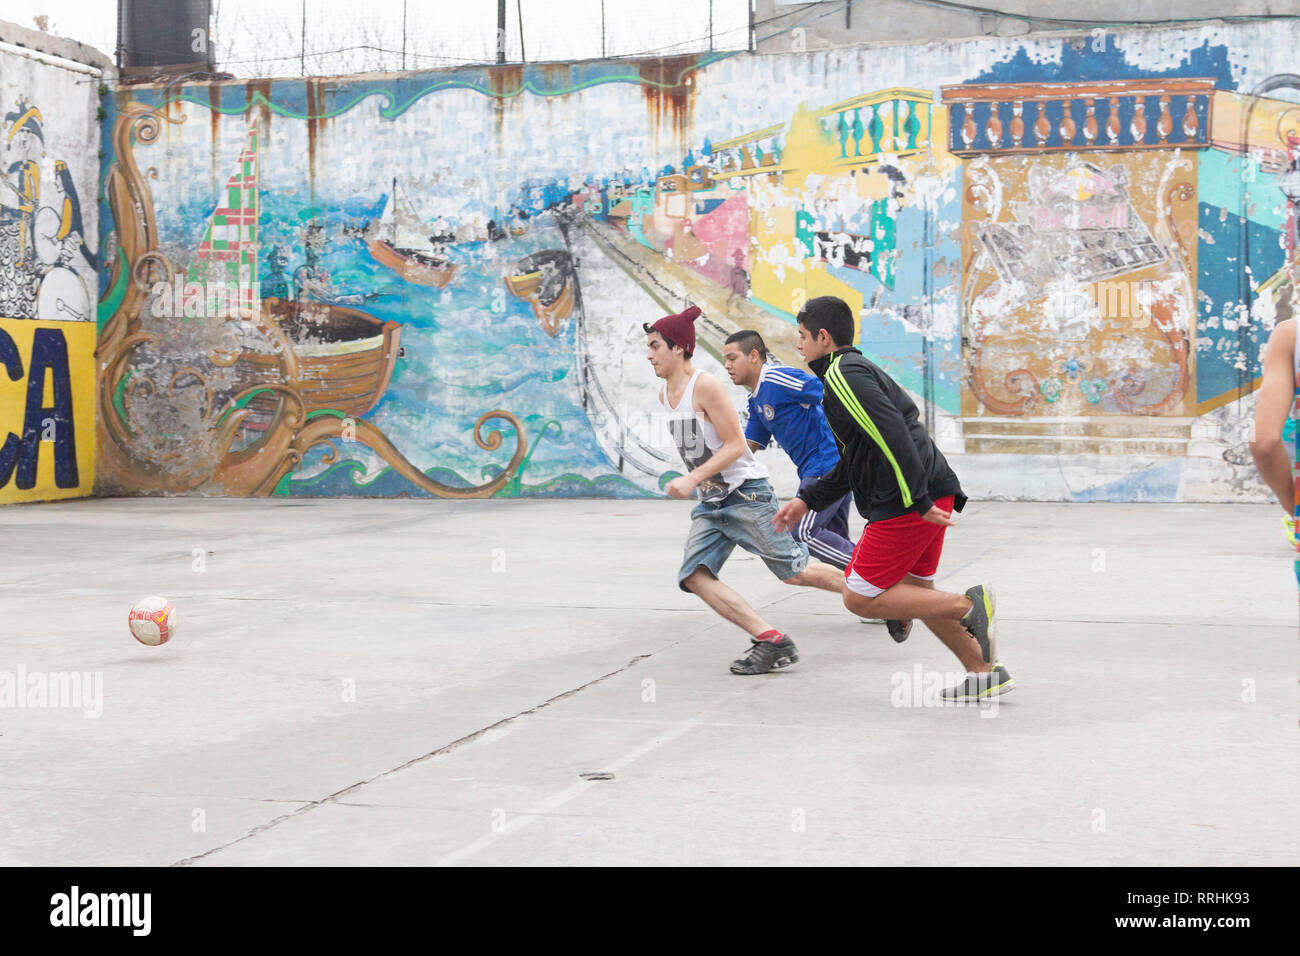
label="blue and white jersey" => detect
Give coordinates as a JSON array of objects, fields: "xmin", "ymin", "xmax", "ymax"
[{"xmin": 744, "ymin": 362, "xmax": 841, "ymax": 480}]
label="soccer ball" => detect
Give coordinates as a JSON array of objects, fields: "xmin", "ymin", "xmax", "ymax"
[{"xmin": 128, "ymin": 596, "xmax": 179, "ymax": 646}]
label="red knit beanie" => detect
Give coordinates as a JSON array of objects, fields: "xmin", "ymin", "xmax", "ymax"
[{"xmin": 643, "ymin": 305, "xmax": 701, "ymax": 358}]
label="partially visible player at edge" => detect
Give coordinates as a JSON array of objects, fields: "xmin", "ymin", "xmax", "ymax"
[
  {"xmin": 772, "ymin": 296, "xmax": 1014, "ymax": 701},
  {"xmin": 646, "ymin": 306, "xmax": 846, "ymax": 675},
  {"xmin": 1248, "ymin": 316, "xmax": 1299, "ymax": 602},
  {"xmin": 723, "ymin": 329, "xmax": 912, "ymax": 643}
]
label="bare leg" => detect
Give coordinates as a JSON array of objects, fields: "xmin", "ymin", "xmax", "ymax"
[
  {"xmin": 682, "ymin": 566, "xmax": 771, "ymax": 637},
  {"xmin": 920, "ymin": 616, "xmax": 987, "ymax": 673},
  {"xmin": 842, "ymin": 578, "xmax": 987, "ymax": 673},
  {"xmin": 782, "ymin": 560, "xmax": 845, "ymax": 594}
]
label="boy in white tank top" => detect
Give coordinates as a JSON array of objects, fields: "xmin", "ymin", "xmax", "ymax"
[{"xmin": 644, "ymin": 306, "xmax": 846, "ymax": 674}]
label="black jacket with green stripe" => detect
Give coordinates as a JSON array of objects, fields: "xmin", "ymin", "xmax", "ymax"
[{"xmin": 798, "ymin": 347, "xmax": 966, "ymax": 523}]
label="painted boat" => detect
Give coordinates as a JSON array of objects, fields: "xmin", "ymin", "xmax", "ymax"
[
  {"xmin": 369, "ymin": 178, "xmax": 458, "ymax": 288},
  {"xmin": 534, "ymin": 280, "xmax": 575, "ymax": 337},
  {"xmin": 235, "ymin": 296, "xmax": 402, "ymax": 421},
  {"xmin": 505, "ymin": 250, "xmax": 576, "ymax": 337},
  {"xmin": 367, "ymin": 236, "xmax": 456, "ymax": 289},
  {"xmin": 504, "ymin": 269, "xmax": 543, "ymax": 298}
]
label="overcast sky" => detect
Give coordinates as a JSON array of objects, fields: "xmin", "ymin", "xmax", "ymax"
[{"xmin": 3, "ymin": 0, "xmax": 754, "ymax": 75}]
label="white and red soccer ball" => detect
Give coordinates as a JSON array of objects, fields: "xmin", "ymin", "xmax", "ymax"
[{"xmin": 128, "ymin": 596, "xmax": 179, "ymax": 646}]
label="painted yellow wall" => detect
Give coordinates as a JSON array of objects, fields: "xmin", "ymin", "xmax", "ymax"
[{"xmin": 0, "ymin": 318, "xmax": 96, "ymax": 504}]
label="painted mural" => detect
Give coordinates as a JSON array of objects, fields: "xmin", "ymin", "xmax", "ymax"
[
  {"xmin": 1, "ymin": 47, "xmax": 99, "ymax": 504},
  {"xmin": 93, "ymin": 22, "xmax": 1300, "ymax": 503},
  {"xmin": 949, "ymin": 81, "xmax": 1205, "ymax": 425}
]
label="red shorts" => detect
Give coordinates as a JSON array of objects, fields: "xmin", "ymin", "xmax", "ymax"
[{"xmin": 844, "ymin": 495, "xmax": 954, "ymax": 597}]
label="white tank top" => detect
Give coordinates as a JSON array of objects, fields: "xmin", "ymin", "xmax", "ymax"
[{"xmin": 660, "ymin": 369, "xmax": 768, "ymax": 502}]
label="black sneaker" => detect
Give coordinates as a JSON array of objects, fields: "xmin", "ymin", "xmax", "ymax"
[
  {"xmin": 961, "ymin": 584, "xmax": 997, "ymax": 664},
  {"xmin": 886, "ymin": 619, "xmax": 913, "ymax": 643},
  {"xmin": 940, "ymin": 663, "xmax": 1014, "ymax": 702},
  {"xmin": 730, "ymin": 635, "xmax": 799, "ymax": 675}
]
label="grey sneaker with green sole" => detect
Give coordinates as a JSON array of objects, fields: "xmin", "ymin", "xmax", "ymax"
[
  {"xmin": 961, "ymin": 584, "xmax": 997, "ymax": 664},
  {"xmin": 940, "ymin": 663, "xmax": 1015, "ymax": 702}
]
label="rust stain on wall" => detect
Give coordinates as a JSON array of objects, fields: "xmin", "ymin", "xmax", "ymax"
[
  {"xmin": 208, "ymin": 84, "xmax": 222, "ymax": 182},
  {"xmin": 537, "ymin": 62, "xmax": 572, "ymax": 92},
  {"xmin": 304, "ymin": 79, "xmax": 319, "ymax": 199},
  {"xmin": 160, "ymin": 91, "xmax": 183, "ymax": 148},
  {"xmin": 245, "ymin": 79, "xmax": 273, "ymax": 134},
  {"xmin": 638, "ymin": 55, "xmax": 697, "ymax": 153},
  {"xmin": 487, "ymin": 65, "xmax": 525, "ymax": 137}
]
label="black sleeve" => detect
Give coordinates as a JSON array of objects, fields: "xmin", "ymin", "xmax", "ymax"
[
  {"xmin": 829, "ymin": 361, "xmax": 934, "ymax": 515},
  {"xmin": 796, "ymin": 451, "xmax": 851, "ymax": 513}
]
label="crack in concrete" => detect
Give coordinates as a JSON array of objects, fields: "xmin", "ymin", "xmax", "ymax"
[
  {"xmin": 166, "ymin": 611, "xmax": 743, "ymax": 866},
  {"xmin": 168, "ymin": 649, "xmax": 662, "ymax": 866}
]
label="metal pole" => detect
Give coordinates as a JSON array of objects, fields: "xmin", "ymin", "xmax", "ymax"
[
  {"xmin": 709, "ymin": 0, "xmax": 714, "ymax": 52},
  {"xmin": 401, "ymin": 0, "xmax": 407, "ymax": 71},
  {"xmin": 601, "ymin": 0, "xmax": 605, "ymax": 58},
  {"xmin": 516, "ymin": 0, "xmax": 525, "ymax": 63},
  {"xmin": 497, "ymin": 0, "xmax": 506, "ymax": 63},
  {"xmin": 748, "ymin": 0, "xmax": 755, "ymax": 53},
  {"xmin": 300, "ymin": 0, "xmax": 306, "ymax": 75}
]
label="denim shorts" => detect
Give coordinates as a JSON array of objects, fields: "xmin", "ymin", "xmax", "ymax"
[{"xmin": 676, "ymin": 478, "xmax": 810, "ymax": 591}]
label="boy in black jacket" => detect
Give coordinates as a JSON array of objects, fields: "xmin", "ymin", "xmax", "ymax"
[{"xmin": 773, "ymin": 296, "xmax": 1014, "ymax": 701}]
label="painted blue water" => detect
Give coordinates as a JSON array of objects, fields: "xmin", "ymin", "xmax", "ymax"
[{"xmin": 250, "ymin": 191, "xmax": 642, "ymax": 497}]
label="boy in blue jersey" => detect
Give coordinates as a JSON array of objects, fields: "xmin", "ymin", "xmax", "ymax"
[{"xmin": 723, "ymin": 330, "xmax": 911, "ymax": 642}]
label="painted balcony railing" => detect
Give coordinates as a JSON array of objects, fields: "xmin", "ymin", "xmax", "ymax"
[
  {"xmin": 708, "ymin": 88, "xmax": 935, "ymax": 181},
  {"xmin": 711, "ymin": 124, "xmax": 786, "ymax": 180},
  {"xmin": 815, "ymin": 88, "xmax": 934, "ymax": 167},
  {"xmin": 940, "ymin": 79, "xmax": 1216, "ymax": 156}
]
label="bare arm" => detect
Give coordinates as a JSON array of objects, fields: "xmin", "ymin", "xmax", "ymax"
[
  {"xmin": 664, "ymin": 374, "xmax": 749, "ymax": 498},
  {"xmin": 688, "ymin": 374, "xmax": 749, "ymax": 481},
  {"xmin": 1250, "ymin": 319, "xmax": 1296, "ymax": 514}
]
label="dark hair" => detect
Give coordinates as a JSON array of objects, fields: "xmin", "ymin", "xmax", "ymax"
[
  {"xmin": 724, "ymin": 329, "xmax": 767, "ymax": 362},
  {"xmin": 650, "ymin": 329, "xmax": 691, "ymax": 358},
  {"xmin": 797, "ymin": 296, "xmax": 855, "ymax": 348}
]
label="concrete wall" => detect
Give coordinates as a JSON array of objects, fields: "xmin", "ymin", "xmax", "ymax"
[
  {"xmin": 94, "ymin": 18, "xmax": 1300, "ymax": 502},
  {"xmin": 754, "ymin": 1, "xmax": 1300, "ymax": 50},
  {"xmin": 0, "ymin": 20, "xmax": 105, "ymax": 504}
]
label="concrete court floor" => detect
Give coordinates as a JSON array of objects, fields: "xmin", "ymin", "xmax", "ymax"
[{"xmin": 0, "ymin": 496, "xmax": 1296, "ymax": 867}]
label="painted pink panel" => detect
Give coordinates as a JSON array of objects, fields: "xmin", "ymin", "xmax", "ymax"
[
  {"xmin": 691, "ymin": 194, "xmax": 749, "ymax": 271},
  {"xmin": 668, "ymin": 193, "xmax": 749, "ymax": 289}
]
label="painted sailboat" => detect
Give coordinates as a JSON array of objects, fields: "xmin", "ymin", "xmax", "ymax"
[
  {"xmin": 368, "ymin": 178, "xmax": 458, "ymax": 288},
  {"xmin": 191, "ymin": 122, "xmax": 404, "ymax": 430},
  {"xmin": 99, "ymin": 101, "xmax": 526, "ymax": 500}
]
